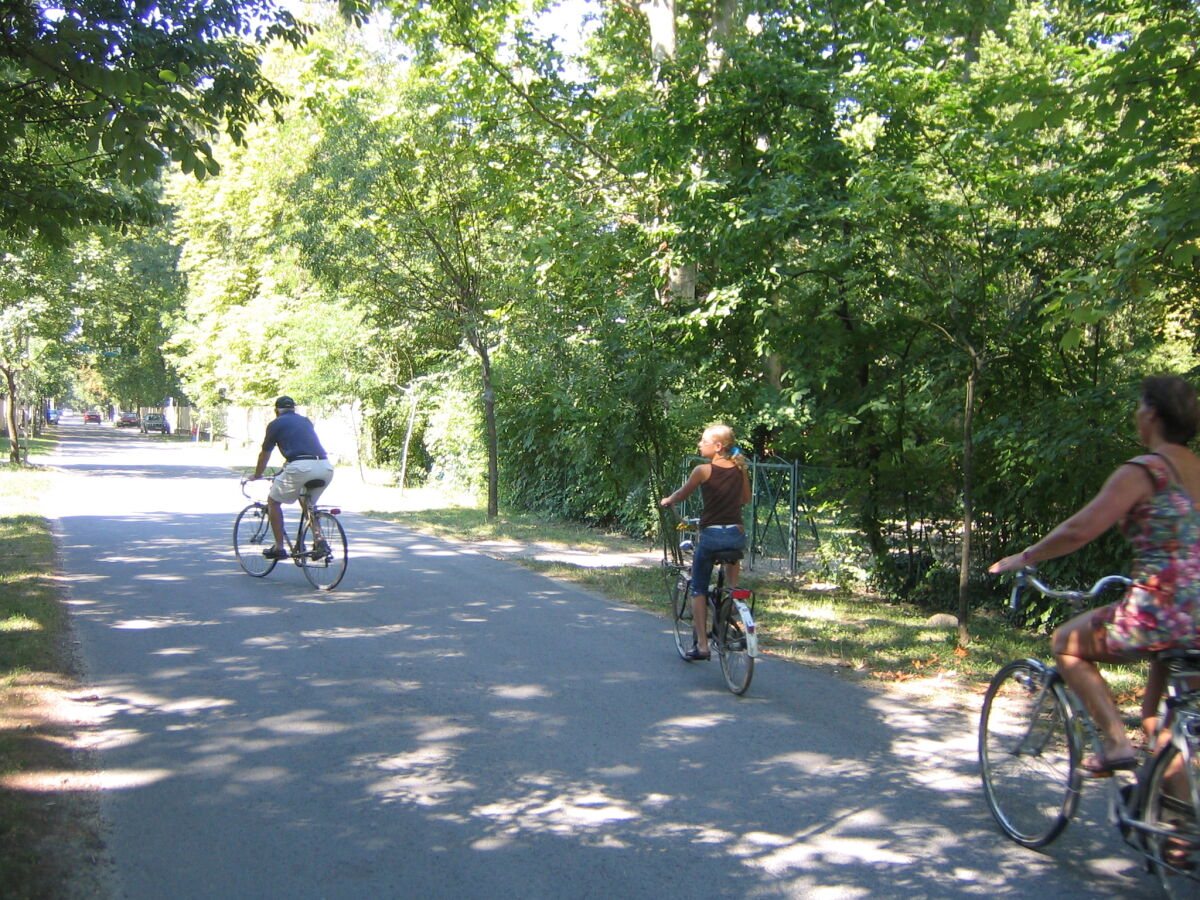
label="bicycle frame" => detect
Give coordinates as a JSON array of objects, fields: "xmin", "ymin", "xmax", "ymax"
[
  {"xmin": 672, "ymin": 516, "xmax": 758, "ymax": 648},
  {"xmin": 1007, "ymin": 666, "xmax": 1071, "ymax": 759},
  {"xmin": 234, "ymin": 473, "xmax": 347, "ymax": 590},
  {"xmin": 240, "ymin": 475, "xmax": 322, "ymax": 555},
  {"xmin": 665, "ymin": 514, "xmax": 759, "ymax": 694}
]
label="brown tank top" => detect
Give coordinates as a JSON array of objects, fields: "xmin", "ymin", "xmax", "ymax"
[{"xmin": 699, "ymin": 463, "xmax": 745, "ymax": 528}]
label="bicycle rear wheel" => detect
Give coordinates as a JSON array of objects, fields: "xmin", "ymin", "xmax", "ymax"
[
  {"xmin": 978, "ymin": 659, "xmax": 1081, "ymax": 848},
  {"xmin": 670, "ymin": 570, "xmax": 694, "ymax": 659},
  {"xmin": 716, "ymin": 597, "xmax": 754, "ymax": 695},
  {"xmin": 1141, "ymin": 739, "xmax": 1200, "ymax": 897},
  {"xmin": 298, "ymin": 510, "xmax": 347, "ymax": 590},
  {"xmin": 234, "ymin": 503, "xmax": 277, "ymax": 577}
]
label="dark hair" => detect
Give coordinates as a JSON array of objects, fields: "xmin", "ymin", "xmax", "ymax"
[
  {"xmin": 274, "ymin": 396, "xmax": 295, "ymax": 410},
  {"xmin": 1142, "ymin": 375, "xmax": 1200, "ymax": 445}
]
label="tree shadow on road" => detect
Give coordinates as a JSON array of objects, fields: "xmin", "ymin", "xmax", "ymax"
[{"xmin": 47, "ymin": 511, "xmax": 1161, "ymax": 899}]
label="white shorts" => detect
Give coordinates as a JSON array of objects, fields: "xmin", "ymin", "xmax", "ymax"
[{"xmin": 270, "ymin": 459, "xmax": 334, "ymax": 504}]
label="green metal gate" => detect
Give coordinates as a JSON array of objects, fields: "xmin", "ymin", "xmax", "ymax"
[{"xmin": 675, "ymin": 455, "xmax": 818, "ymax": 576}]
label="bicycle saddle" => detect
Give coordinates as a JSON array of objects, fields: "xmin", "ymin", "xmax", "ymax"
[
  {"xmin": 1158, "ymin": 647, "xmax": 1200, "ymax": 676},
  {"xmin": 713, "ymin": 549, "xmax": 744, "ymax": 564},
  {"xmin": 303, "ymin": 479, "xmax": 327, "ymax": 490}
]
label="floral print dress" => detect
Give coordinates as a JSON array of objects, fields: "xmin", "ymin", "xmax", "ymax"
[{"xmin": 1108, "ymin": 453, "xmax": 1200, "ymax": 653}]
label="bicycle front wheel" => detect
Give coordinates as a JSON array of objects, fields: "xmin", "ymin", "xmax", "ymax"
[
  {"xmin": 1141, "ymin": 739, "xmax": 1200, "ymax": 897},
  {"xmin": 978, "ymin": 659, "xmax": 1081, "ymax": 848},
  {"xmin": 298, "ymin": 511, "xmax": 348, "ymax": 591},
  {"xmin": 716, "ymin": 598, "xmax": 754, "ymax": 695},
  {"xmin": 234, "ymin": 503, "xmax": 277, "ymax": 577},
  {"xmin": 670, "ymin": 570, "xmax": 694, "ymax": 659}
]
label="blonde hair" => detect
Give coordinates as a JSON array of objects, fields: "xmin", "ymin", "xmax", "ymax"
[{"xmin": 704, "ymin": 424, "xmax": 747, "ymax": 471}]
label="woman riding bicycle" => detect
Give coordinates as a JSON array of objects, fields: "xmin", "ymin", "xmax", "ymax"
[
  {"xmin": 990, "ymin": 375, "xmax": 1200, "ymax": 775},
  {"xmin": 660, "ymin": 423, "xmax": 751, "ymax": 661}
]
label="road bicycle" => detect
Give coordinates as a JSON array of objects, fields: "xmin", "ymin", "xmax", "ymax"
[
  {"xmin": 980, "ymin": 567, "xmax": 1200, "ymax": 898},
  {"xmin": 233, "ymin": 473, "xmax": 348, "ymax": 591},
  {"xmin": 665, "ymin": 517, "xmax": 759, "ymax": 695}
]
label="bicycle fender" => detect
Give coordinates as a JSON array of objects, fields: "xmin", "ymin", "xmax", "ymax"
[{"xmin": 733, "ymin": 599, "xmax": 759, "ymax": 658}]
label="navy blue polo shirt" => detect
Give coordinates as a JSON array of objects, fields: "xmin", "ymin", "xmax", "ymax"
[{"xmin": 262, "ymin": 410, "xmax": 327, "ymax": 462}]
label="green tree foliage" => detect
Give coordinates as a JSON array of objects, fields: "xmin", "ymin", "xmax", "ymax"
[
  {"xmin": 67, "ymin": 228, "xmax": 186, "ymax": 410},
  {"xmin": 0, "ymin": 0, "xmax": 309, "ymax": 240},
  {"xmin": 164, "ymin": 92, "xmax": 368, "ymax": 421},
  {"xmin": 163, "ymin": 15, "xmax": 416, "ymax": 469},
  {"xmin": 0, "ymin": 224, "xmax": 183, "ymax": 458},
  {"xmin": 137, "ymin": 0, "xmax": 1200, "ymax": 633}
]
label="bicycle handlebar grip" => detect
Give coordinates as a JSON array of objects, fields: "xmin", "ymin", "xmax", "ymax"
[{"xmin": 1009, "ymin": 569, "xmax": 1029, "ymax": 613}]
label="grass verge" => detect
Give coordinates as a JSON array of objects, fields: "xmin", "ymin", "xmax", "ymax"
[{"xmin": 0, "ymin": 441, "xmax": 103, "ymax": 899}]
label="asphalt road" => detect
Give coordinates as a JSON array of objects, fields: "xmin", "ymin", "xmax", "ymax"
[{"xmin": 38, "ymin": 420, "xmax": 1161, "ymax": 898}]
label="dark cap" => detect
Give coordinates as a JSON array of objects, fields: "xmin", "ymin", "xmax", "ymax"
[{"xmin": 274, "ymin": 396, "xmax": 295, "ymax": 410}]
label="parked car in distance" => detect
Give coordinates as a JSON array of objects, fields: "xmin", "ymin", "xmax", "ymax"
[
  {"xmin": 83, "ymin": 411, "xmax": 101, "ymax": 424},
  {"xmin": 142, "ymin": 413, "xmax": 169, "ymax": 434},
  {"xmin": 45, "ymin": 409, "xmax": 60, "ymax": 425},
  {"xmin": 117, "ymin": 412, "xmax": 140, "ymax": 428}
]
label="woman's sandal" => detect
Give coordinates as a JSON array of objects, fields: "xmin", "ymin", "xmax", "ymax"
[
  {"xmin": 684, "ymin": 646, "xmax": 711, "ymax": 661},
  {"xmin": 1161, "ymin": 836, "xmax": 1197, "ymax": 872},
  {"xmin": 1079, "ymin": 751, "xmax": 1137, "ymax": 777}
]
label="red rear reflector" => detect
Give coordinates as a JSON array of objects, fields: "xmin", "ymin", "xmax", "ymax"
[
  {"xmin": 731, "ymin": 589, "xmax": 751, "ymax": 599},
  {"xmin": 330, "ymin": 508, "xmax": 341, "ymax": 515}
]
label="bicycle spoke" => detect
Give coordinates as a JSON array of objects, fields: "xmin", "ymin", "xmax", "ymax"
[
  {"xmin": 298, "ymin": 510, "xmax": 347, "ymax": 590},
  {"xmin": 717, "ymin": 598, "xmax": 754, "ymax": 695},
  {"xmin": 234, "ymin": 504, "xmax": 276, "ymax": 577},
  {"xmin": 670, "ymin": 571, "xmax": 694, "ymax": 660},
  {"xmin": 979, "ymin": 660, "xmax": 1080, "ymax": 848},
  {"xmin": 1142, "ymin": 740, "xmax": 1200, "ymax": 897}
]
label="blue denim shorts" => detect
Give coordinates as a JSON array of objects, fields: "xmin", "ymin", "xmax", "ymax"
[{"xmin": 690, "ymin": 525, "xmax": 746, "ymax": 596}]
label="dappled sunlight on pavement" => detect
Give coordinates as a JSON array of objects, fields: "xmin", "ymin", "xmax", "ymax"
[{"xmin": 24, "ymin": 426, "xmax": 1158, "ymax": 898}]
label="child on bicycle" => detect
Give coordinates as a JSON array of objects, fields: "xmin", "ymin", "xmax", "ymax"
[
  {"xmin": 989, "ymin": 375, "xmax": 1200, "ymax": 775},
  {"xmin": 660, "ymin": 424, "xmax": 752, "ymax": 660}
]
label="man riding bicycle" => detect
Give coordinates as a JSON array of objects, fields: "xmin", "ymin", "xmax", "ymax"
[{"xmin": 251, "ymin": 396, "xmax": 334, "ymax": 560}]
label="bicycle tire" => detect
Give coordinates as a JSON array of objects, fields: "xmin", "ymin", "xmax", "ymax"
[
  {"xmin": 1140, "ymin": 739, "xmax": 1200, "ymax": 897},
  {"xmin": 978, "ymin": 659, "xmax": 1081, "ymax": 848},
  {"xmin": 234, "ymin": 503, "xmax": 277, "ymax": 577},
  {"xmin": 715, "ymin": 595, "xmax": 754, "ymax": 695},
  {"xmin": 298, "ymin": 510, "xmax": 348, "ymax": 591},
  {"xmin": 670, "ymin": 571, "xmax": 694, "ymax": 659}
]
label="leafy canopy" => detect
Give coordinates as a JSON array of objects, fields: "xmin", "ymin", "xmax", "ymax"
[{"xmin": 0, "ymin": 0, "xmax": 309, "ymax": 240}]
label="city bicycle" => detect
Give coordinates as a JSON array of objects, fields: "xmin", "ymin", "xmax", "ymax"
[
  {"xmin": 980, "ymin": 567, "xmax": 1200, "ymax": 897},
  {"xmin": 665, "ymin": 518, "xmax": 759, "ymax": 695},
  {"xmin": 233, "ymin": 473, "xmax": 348, "ymax": 591}
]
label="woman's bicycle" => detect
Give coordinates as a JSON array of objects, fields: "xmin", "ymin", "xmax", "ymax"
[
  {"xmin": 665, "ymin": 518, "xmax": 759, "ymax": 695},
  {"xmin": 980, "ymin": 567, "xmax": 1200, "ymax": 897},
  {"xmin": 233, "ymin": 474, "xmax": 348, "ymax": 591}
]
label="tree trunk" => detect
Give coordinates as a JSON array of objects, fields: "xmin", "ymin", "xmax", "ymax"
[
  {"xmin": 640, "ymin": 0, "xmax": 676, "ymax": 62},
  {"xmin": 702, "ymin": 0, "xmax": 739, "ymax": 82},
  {"xmin": 477, "ymin": 342, "xmax": 499, "ymax": 519},
  {"xmin": 3, "ymin": 366, "xmax": 20, "ymax": 464},
  {"xmin": 957, "ymin": 359, "xmax": 979, "ymax": 646},
  {"xmin": 399, "ymin": 384, "xmax": 419, "ymax": 495}
]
